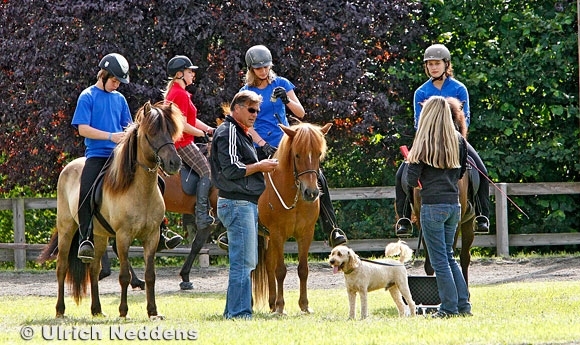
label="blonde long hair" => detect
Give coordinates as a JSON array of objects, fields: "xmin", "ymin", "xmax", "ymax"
[
  {"xmin": 244, "ymin": 67, "xmax": 277, "ymax": 87},
  {"xmin": 407, "ymin": 96, "xmax": 460, "ymax": 169}
]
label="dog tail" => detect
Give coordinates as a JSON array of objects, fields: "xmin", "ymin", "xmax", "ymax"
[{"xmin": 385, "ymin": 240, "xmax": 414, "ymax": 263}]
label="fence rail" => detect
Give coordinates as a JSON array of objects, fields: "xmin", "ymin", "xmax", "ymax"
[{"xmin": 1, "ymin": 182, "xmax": 579, "ymax": 270}]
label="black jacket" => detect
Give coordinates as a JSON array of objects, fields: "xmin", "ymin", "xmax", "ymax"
[
  {"xmin": 210, "ymin": 116, "xmax": 265, "ymax": 204},
  {"xmin": 406, "ymin": 133, "xmax": 467, "ymax": 205}
]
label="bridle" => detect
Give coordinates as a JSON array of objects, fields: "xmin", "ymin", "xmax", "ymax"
[
  {"xmin": 267, "ymin": 156, "xmax": 320, "ymax": 210},
  {"xmin": 137, "ymin": 107, "xmax": 177, "ymax": 174}
]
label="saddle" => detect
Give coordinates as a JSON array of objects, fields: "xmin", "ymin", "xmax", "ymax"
[
  {"xmin": 400, "ymin": 157, "xmax": 480, "ymax": 205},
  {"xmin": 90, "ymin": 161, "xmax": 166, "ymax": 235}
]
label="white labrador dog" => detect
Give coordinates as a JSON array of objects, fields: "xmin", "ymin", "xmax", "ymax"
[{"xmin": 329, "ymin": 244, "xmax": 416, "ymax": 319}]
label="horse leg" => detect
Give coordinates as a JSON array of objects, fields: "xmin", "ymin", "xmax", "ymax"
[
  {"xmin": 459, "ymin": 222, "xmax": 474, "ymax": 287},
  {"xmin": 297, "ymin": 240, "xmax": 313, "ymax": 314},
  {"xmin": 143, "ymin": 245, "xmax": 162, "ymax": 320},
  {"xmin": 89, "ymin": 240, "xmax": 106, "ymax": 317},
  {"xmin": 112, "ymin": 239, "xmax": 145, "ymax": 290},
  {"xmin": 116, "ymin": 240, "xmax": 132, "ymax": 318},
  {"xmin": 179, "ymin": 223, "xmax": 216, "ymax": 290},
  {"xmin": 273, "ymin": 250, "xmax": 287, "ymax": 315},
  {"xmin": 55, "ymin": 245, "xmax": 69, "ymax": 318},
  {"xmin": 264, "ymin": 237, "xmax": 286, "ymax": 314}
]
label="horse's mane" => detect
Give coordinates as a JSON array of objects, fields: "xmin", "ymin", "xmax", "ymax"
[
  {"xmin": 446, "ymin": 97, "xmax": 468, "ymax": 139},
  {"xmin": 275, "ymin": 123, "xmax": 327, "ymax": 163},
  {"xmin": 104, "ymin": 102, "xmax": 183, "ymax": 195}
]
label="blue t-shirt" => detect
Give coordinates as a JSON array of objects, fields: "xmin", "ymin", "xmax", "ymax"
[
  {"xmin": 240, "ymin": 76, "xmax": 295, "ymax": 147},
  {"xmin": 414, "ymin": 77, "xmax": 470, "ymax": 129},
  {"xmin": 71, "ymin": 85, "xmax": 132, "ymax": 158}
]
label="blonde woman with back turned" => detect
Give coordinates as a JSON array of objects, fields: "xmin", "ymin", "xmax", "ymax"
[{"xmin": 405, "ymin": 96, "xmax": 472, "ymax": 318}]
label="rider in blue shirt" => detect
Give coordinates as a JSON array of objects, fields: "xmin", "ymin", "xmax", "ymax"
[{"xmin": 396, "ymin": 44, "xmax": 490, "ymax": 236}]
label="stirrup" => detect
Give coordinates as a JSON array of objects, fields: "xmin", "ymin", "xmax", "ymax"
[
  {"xmin": 78, "ymin": 240, "xmax": 95, "ymax": 263},
  {"xmin": 329, "ymin": 228, "xmax": 347, "ymax": 247},
  {"xmin": 395, "ymin": 218, "xmax": 413, "ymax": 237},
  {"xmin": 473, "ymin": 215, "xmax": 490, "ymax": 235},
  {"xmin": 217, "ymin": 231, "xmax": 228, "ymax": 251}
]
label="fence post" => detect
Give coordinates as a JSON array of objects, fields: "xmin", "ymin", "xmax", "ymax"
[
  {"xmin": 495, "ymin": 183, "xmax": 509, "ymax": 257},
  {"xmin": 12, "ymin": 198, "xmax": 26, "ymax": 270}
]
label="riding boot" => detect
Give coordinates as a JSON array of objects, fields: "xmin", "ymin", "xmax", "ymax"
[
  {"xmin": 474, "ymin": 175, "xmax": 490, "ymax": 234},
  {"xmin": 318, "ymin": 170, "xmax": 347, "ymax": 247},
  {"xmin": 395, "ymin": 178, "xmax": 413, "ymax": 236},
  {"xmin": 77, "ymin": 219, "xmax": 95, "ymax": 263},
  {"xmin": 156, "ymin": 217, "xmax": 183, "ymax": 252},
  {"xmin": 195, "ymin": 177, "xmax": 216, "ymax": 232}
]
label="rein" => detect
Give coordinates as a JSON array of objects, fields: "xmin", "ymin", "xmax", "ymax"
[{"xmin": 267, "ymin": 159, "xmax": 320, "ymax": 210}]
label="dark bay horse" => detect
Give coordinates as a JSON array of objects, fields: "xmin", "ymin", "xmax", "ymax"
[
  {"xmin": 253, "ymin": 122, "xmax": 332, "ymax": 315},
  {"xmin": 407, "ymin": 97, "xmax": 477, "ymax": 285},
  {"xmin": 38, "ymin": 102, "xmax": 183, "ymax": 319},
  {"xmin": 160, "ymin": 170, "xmax": 220, "ymax": 290}
]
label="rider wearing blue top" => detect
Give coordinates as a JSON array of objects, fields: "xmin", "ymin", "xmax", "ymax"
[
  {"xmin": 217, "ymin": 45, "xmax": 347, "ymax": 249},
  {"xmin": 395, "ymin": 44, "xmax": 490, "ymax": 236},
  {"xmin": 72, "ymin": 53, "xmax": 133, "ymax": 262},
  {"xmin": 241, "ymin": 76, "xmax": 294, "ymax": 148}
]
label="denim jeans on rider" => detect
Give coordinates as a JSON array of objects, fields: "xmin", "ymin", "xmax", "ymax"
[
  {"xmin": 420, "ymin": 203, "xmax": 472, "ymax": 315},
  {"xmin": 217, "ymin": 197, "xmax": 258, "ymax": 319}
]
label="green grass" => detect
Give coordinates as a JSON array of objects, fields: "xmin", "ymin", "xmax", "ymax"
[{"xmin": 1, "ymin": 281, "xmax": 579, "ymax": 345}]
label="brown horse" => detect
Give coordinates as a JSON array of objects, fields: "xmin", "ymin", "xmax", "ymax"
[
  {"xmin": 38, "ymin": 101, "xmax": 183, "ymax": 319},
  {"xmin": 160, "ymin": 170, "xmax": 220, "ymax": 290},
  {"xmin": 252, "ymin": 122, "xmax": 332, "ymax": 315}
]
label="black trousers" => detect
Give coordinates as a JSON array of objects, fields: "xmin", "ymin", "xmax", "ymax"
[{"xmin": 78, "ymin": 157, "xmax": 109, "ymax": 240}]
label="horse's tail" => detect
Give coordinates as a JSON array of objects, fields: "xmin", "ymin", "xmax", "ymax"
[
  {"xmin": 252, "ymin": 236, "xmax": 269, "ymax": 310},
  {"xmin": 67, "ymin": 231, "xmax": 89, "ymax": 305},
  {"xmin": 37, "ymin": 230, "xmax": 59, "ymax": 263}
]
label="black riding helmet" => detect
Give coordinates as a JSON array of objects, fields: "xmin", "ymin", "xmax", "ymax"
[
  {"xmin": 245, "ymin": 45, "xmax": 273, "ymax": 69},
  {"xmin": 167, "ymin": 55, "xmax": 198, "ymax": 78},
  {"xmin": 99, "ymin": 53, "xmax": 130, "ymax": 84}
]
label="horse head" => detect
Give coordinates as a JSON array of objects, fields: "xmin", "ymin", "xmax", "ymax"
[
  {"xmin": 136, "ymin": 101, "xmax": 183, "ymax": 175},
  {"xmin": 277, "ymin": 122, "xmax": 332, "ymax": 202}
]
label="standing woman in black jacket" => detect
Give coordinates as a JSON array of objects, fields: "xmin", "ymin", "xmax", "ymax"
[{"xmin": 405, "ymin": 96, "xmax": 472, "ymax": 318}]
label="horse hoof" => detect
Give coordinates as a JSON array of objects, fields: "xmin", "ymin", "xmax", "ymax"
[
  {"xmin": 131, "ymin": 280, "xmax": 146, "ymax": 290},
  {"xmin": 301, "ymin": 308, "xmax": 314, "ymax": 315},
  {"xmin": 150, "ymin": 314, "xmax": 165, "ymax": 321},
  {"xmin": 179, "ymin": 281, "xmax": 194, "ymax": 290}
]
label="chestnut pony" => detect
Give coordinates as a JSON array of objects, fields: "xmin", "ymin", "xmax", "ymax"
[
  {"xmin": 38, "ymin": 101, "xmax": 183, "ymax": 319},
  {"xmin": 253, "ymin": 122, "xmax": 332, "ymax": 315}
]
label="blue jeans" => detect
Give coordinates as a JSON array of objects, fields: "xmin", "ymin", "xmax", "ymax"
[
  {"xmin": 421, "ymin": 203, "xmax": 471, "ymax": 315},
  {"xmin": 217, "ymin": 197, "xmax": 258, "ymax": 319}
]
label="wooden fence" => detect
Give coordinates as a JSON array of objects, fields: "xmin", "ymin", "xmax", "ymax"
[{"xmin": 1, "ymin": 182, "xmax": 579, "ymax": 270}]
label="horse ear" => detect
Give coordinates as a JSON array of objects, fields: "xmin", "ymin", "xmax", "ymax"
[
  {"xmin": 143, "ymin": 101, "xmax": 152, "ymax": 115},
  {"xmin": 279, "ymin": 124, "xmax": 296, "ymax": 138},
  {"xmin": 320, "ymin": 123, "xmax": 332, "ymax": 135}
]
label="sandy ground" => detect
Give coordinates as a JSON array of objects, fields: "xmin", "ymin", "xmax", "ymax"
[{"xmin": 1, "ymin": 256, "xmax": 579, "ymax": 296}]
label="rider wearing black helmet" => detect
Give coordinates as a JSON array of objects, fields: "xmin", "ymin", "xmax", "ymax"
[
  {"xmin": 72, "ymin": 53, "xmax": 133, "ymax": 262},
  {"xmin": 163, "ymin": 55, "xmax": 217, "ymax": 238},
  {"xmin": 395, "ymin": 44, "xmax": 490, "ymax": 236}
]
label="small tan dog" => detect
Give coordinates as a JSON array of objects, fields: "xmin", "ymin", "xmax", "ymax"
[
  {"xmin": 385, "ymin": 240, "xmax": 414, "ymax": 263},
  {"xmin": 329, "ymin": 244, "xmax": 416, "ymax": 319}
]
